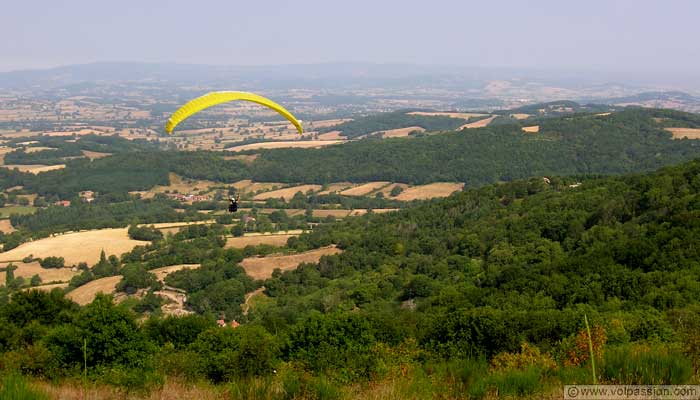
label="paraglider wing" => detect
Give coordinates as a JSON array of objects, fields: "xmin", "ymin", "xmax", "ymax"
[{"xmin": 164, "ymin": 91, "xmax": 303, "ymax": 135}]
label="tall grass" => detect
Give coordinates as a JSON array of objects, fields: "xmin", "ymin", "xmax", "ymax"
[
  {"xmin": 0, "ymin": 373, "xmax": 49, "ymax": 400},
  {"xmin": 601, "ymin": 345, "xmax": 693, "ymax": 384}
]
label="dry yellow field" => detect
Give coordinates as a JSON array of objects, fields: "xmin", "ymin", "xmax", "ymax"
[
  {"xmin": 28, "ymin": 282, "xmax": 70, "ymax": 292},
  {"xmin": 143, "ymin": 220, "xmax": 216, "ymax": 229},
  {"xmin": 309, "ymin": 119, "xmax": 352, "ymax": 128},
  {"xmin": 522, "ymin": 125, "xmax": 540, "ymax": 133},
  {"xmin": 317, "ymin": 131, "xmax": 344, "ymax": 140},
  {"xmin": 24, "ymin": 146, "xmax": 56, "ymax": 153},
  {"xmin": 378, "ymin": 126, "xmax": 426, "ymax": 138},
  {"xmin": 253, "ymin": 184, "xmax": 322, "ymax": 201},
  {"xmin": 0, "ymin": 228, "xmax": 148, "ymax": 266},
  {"xmin": 82, "ymin": 150, "xmax": 112, "ymax": 159},
  {"xmin": 394, "ymin": 182, "xmax": 465, "ymax": 201},
  {"xmin": 149, "ymin": 264, "xmax": 200, "ymax": 282},
  {"xmin": 0, "ymin": 219, "xmax": 15, "ymax": 233},
  {"xmin": 666, "ymin": 128, "xmax": 700, "ymax": 139},
  {"xmin": 317, "ymin": 182, "xmax": 357, "ymax": 195},
  {"xmin": 407, "ymin": 111, "xmax": 487, "ymax": 119},
  {"xmin": 232, "ymin": 180, "xmax": 285, "ymax": 194},
  {"xmin": 339, "ymin": 182, "xmax": 391, "ymax": 196},
  {"xmin": 149, "ymin": 173, "xmax": 217, "ymax": 196},
  {"xmin": 225, "ymin": 234, "xmax": 297, "ymax": 249},
  {"xmin": 510, "ymin": 113, "xmax": 530, "ymax": 120},
  {"xmin": 66, "ymin": 276, "xmax": 122, "ymax": 305},
  {"xmin": 240, "ymin": 246, "xmax": 342, "ymax": 280},
  {"xmin": 378, "ymin": 183, "xmax": 410, "ymax": 197},
  {"xmin": 1, "ymin": 164, "xmax": 66, "ymax": 174},
  {"xmin": 0, "ymin": 261, "xmax": 77, "ymax": 284},
  {"xmin": 227, "ymin": 140, "xmax": 344, "ymax": 152},
  {"xmin": 459, "ymin": 116, "xmax": 497, "ymax": 129}
]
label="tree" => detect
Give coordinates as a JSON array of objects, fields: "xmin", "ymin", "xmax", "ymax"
[
  {"xmin": 39, "ymin": 256, "xmax": 65, "ymax": 269},
  {"xmin": 30, "ymin": 274, "xmax": 42, "ymax": 286},
  {"xmin": 231, "ymin": 224, "xmax": 244, "ymax": 237}
]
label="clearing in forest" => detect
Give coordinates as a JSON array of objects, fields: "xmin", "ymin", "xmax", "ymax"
[
  {"xmin": 253, "ymin": 184, "xmax": 322, "ymax": 201},
  {"xmin": 1, "ymin": 164, "xmax": 66, "ymax": 174},
  {"xmin": 394, "ymin": 182, "xmax": 464, "ymax": 201},
  {"xmin": 522, "ymin": 126, "xmax": 540, "ymax": 133},
  {"xmin": 339, "ymin": 182, "xmax": 391, "ymax": 196},
  {"xmin": 666, "ymin": 128, "xmax": 700, "ymax": 139},
  {"xmin": 66, "ymin": 276, "xmax": 122, "ymax": 305},
  {"xmin": 459, "ymin": 116, "xmax": 496, "ymax": 129},
  {"xmin": 407, "ymin": 111, "xmax": 487, "ymax": 119},
  {"xmin": 225, "ymin": 233, "xmax": 298, "ymax": 249},
  {"xmin": 0, "ymin": 261, "xmax": 77, "ymax": 284},
  {"xmin": 240, "ymin": 246, "xmax": 342, "ymax": 280},
  {"xmin": 376, "ymin": 127, "xmax": 425, "ymax": 138}
]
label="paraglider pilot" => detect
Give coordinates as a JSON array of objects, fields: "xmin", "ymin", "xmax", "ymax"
[{"xmin": 228, "ymin": 194, "xmax": 240, "ymax": 213}]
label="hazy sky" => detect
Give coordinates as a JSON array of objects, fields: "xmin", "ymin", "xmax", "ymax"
[{"xmin": 3, "ymin": 0, "xmax": 699, "ymax": 72}]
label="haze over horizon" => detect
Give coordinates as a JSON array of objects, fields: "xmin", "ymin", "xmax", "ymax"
[{"xmin": 4, "ymin": 0, "xmax": 700, "ymax": 80}]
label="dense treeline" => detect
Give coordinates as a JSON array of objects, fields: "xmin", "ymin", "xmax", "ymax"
[
  {"xmin": 10, "ymin": 198, "xmax": 204, "ymax": 238},
  {"xmin": 319, "ymin": 110, "xmax": 468, "ymax": 139},
  {"xmin": 252, "ymin": 108, "xmax": 700, "ymax": 184}
]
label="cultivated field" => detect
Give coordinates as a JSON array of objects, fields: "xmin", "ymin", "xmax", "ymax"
[
  {"xmin": 1, "ymin": 164, "xmax": 65, "ymax": 174},
  {"xmin": 29, "ymin": 282, "xmax": 70, "ymax": 292},
  {"xmin": 666, "ymin": 128, "xmax": 700, "ymax": 139},
  {"xmin": 66, "ymin": 276, "xmax": 121, "ymax": 305},
  {"xmin": 24, "ymin": 146, "xmax": 56, "ymax": 153},
  {"xmin": 522, "ymin": 125, "xmax": 540, "ymax": 133},
  {"xmin": 149, "ymin": 173, "xmax": 217, "ymax": 196},
  {"xmin": 377, "ymin": 183, "xmax": 410, "ymax": 197},
  {"xmin": 378, "ymin": 126, "xmax": 426, "ymax": 138},
  {"xmin": 317, "ymin": 182, "xmax": 356, "ymax": 195},
  {"xmin": 308, "ymin": 119, "xmax": 352, "ymax": 128},
  {"xmin": 225, "ymin": 233, "xmax": 298, "ymax": 249},
  {"xmin": 407, "ymin": 111, "xmax": 487, "ymax": 119},
  {"xmin": 149, "ymin": 264, "xmax": 201, "ymax": 282},
  {"xmin": 0, "ymin": 261, "xmax": 77, "ymax": 284},
  {"xmin": 82, "ymin": 150, "xmax": 112, "ymax": 159},
  {"xmin": 253, "ymin": 184, "xmax": 322, "ymax": 201},
  {"xmin": 339, "ymin": 182, "xmax": 391, "ymax": 196},
  {"xmin": 226, "ymin": 140, "xmax": 344, "ymax": 152},
  {"xmin": 510, "ymin": 113, "xmax": 531, "ymax": 120},
  {"xmin": 143, "ymin": 220, "xmax": 216, "ymax": 229},
  {"xmin": 317, "ymin": 131, "xmax": 344, "ymax": 140},
  {"xmin": 394, "ymin": 182, "xmax": 465, "ymax": 201},
  {"xmin": 459, "ymin": 116, "xmax": 497, "ymax": 129},
  {"xmin": 240, "ymin": 246, "xmax": 342, "ymax": 280},
  {"xmin": 0, "ymin": 228, "xmax": 148, "ymax": 265},
  {"xmin": 232, "ymin": 180, "xmax": 285, "ymax": 194},
  {"xmin": 0, "ymin": 206, "xmax": 36, "ymax": 218},
  {"xmin": 0, "ymin": 219, "xmax": 15, "ymax": 233}
]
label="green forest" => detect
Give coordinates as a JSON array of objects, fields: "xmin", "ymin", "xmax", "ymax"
[{"xmin": 2, "ymin": 157, "xmax": 700, "ymax": 397}]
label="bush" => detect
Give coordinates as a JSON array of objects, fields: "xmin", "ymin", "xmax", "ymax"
[
  {"xmin": 39, "ymin": 256, "xmax": 64, "ymax": 269},
  {"xmin": 127, "ymin": 225, "xmax": 163, "ymax": 242}
]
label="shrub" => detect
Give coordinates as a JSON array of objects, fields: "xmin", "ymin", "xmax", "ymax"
[
  {"xmin": 39, "ymin": 256, "xmax": 64, "ymax": 269},
  {"xmin": 601, "ymin": 344, "xmax": 693, "ymax": 384}
]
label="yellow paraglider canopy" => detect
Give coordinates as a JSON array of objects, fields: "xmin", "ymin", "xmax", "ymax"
[{"xmin": 164, "ymin": 91, "xmax": 303, "ymax": 135}]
